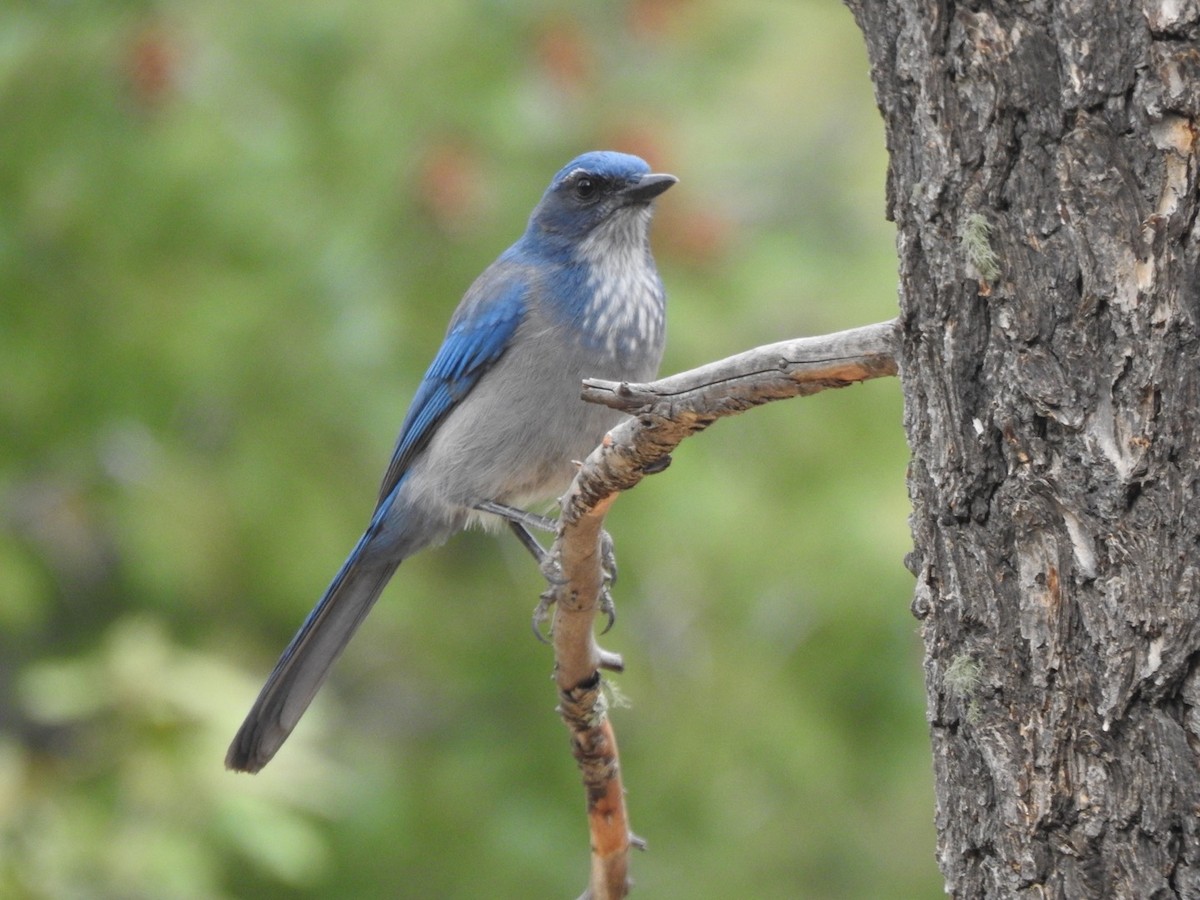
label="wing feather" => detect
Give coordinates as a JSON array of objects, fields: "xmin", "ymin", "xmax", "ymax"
[{"xmin": 375, "ymin": 273, "xmax": 527, "ymax": 505}]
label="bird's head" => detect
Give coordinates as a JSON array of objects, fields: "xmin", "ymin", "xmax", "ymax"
[{"xmin": 526, "ymin": 151, "xmax": 677, "ymax": 249}]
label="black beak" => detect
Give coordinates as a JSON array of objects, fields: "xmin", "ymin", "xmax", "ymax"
[{"xmin": 622, "ymin": 172, "xmax": 678, "ymax": 204}]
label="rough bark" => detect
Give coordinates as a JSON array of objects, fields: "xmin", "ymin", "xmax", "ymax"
[{"xmin": 844, "ymin": 1, "xmax": 1200, "ymax": 897}]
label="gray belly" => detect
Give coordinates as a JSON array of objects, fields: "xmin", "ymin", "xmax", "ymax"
[{"xmin": 403, "ymin": 313, "xmax": 662, "ymax": 519}]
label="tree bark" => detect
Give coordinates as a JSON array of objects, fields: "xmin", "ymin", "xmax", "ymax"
[{"xmin": 844, "ymin": 1, "xmax": 1200, "ymax": 897}]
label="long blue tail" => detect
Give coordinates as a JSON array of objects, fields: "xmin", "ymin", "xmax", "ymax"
[{"xmin": 226, "ymin": 512, "xmax": 405, "ymax": 773}]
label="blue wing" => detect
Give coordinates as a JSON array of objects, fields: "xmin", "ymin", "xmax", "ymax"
[{"xmin": 376, "ymin": 270, "xmax": 528, "ymax": 505}]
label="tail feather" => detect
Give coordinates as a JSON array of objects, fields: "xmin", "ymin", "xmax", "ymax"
[{"xmin": 226, "ymin": 530, "xmax": 402, "ymax": 773}]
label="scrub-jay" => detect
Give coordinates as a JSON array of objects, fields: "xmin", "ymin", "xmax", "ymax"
[{"xmin": 227, "ymin": 150, "xmax": 675, "ymax": 772}]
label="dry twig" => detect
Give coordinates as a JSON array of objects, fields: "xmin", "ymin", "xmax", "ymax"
[{"xmin": 543, "ymin": 320, "xmax": 899, "ymax": 899}]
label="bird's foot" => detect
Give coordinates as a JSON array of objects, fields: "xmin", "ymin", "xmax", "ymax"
[
  {"xmin": 531, "ymin": 546, "xmax": 567, "ymax": 643},
  {"xmin": 531, "ymin": 587, "xmax": 556, "ymax": 644},
  {"xmin": 597, "ymin": 528, "xmax": 619, "ymax": 634},
  {"xmin": 476, "ymin": 502, "xmax": 620, "ymax": 639},
  {"xmin": 600, "ymin": 528, "xmax": 617, "ymax": 586}
]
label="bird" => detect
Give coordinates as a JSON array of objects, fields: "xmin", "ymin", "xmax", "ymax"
[{"xmin": 226, "ymin": 150, "xmax": 676, "ymax": 773}]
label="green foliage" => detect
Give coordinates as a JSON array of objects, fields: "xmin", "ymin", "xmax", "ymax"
[{"xmin": 0, "ymin": 1, "xmax": 937, "ymax": 896}]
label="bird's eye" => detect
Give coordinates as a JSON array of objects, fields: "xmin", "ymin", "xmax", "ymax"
[{"xmin": 574, "ymin": 176, "xmax": 597, "ymax": 200}]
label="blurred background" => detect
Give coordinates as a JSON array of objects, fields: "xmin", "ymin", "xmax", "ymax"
[{"xmin": 0, "ymin": 1, "xmax": 935, "ymax": 897}]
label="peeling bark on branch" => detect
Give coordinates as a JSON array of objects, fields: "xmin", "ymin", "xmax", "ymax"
[
  {"xmin": 583, "ymin": 320, "xmax": 899, "ymax": 419},
  {"xmin": 543, "ymin": 320, "xmax": 899, "ymax": 898}
]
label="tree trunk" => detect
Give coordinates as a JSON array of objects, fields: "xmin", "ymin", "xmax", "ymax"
[{"xmin": 844, "ymin": 1, "xmax": 1200, "ymax": 896}]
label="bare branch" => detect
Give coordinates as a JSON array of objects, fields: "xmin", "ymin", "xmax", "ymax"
[
  {"xmin": 583, "ymin": 319, "xmax": 899, "ymax": 417},
  {"xmin": 544, "ymin": 319, "xmax": 899, "ymax": 898}
]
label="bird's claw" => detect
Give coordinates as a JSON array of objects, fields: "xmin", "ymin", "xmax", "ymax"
[
  {"xmin": 600, "ymin": 528, "xmax": 618, "ymax": 586},
  {"xmin": 534, "ymin": 585, "xmax": 614, "ymax": 639},
  {"xmin": 598, "ymin": 586, "xmax": 617, "ymax": 635},
  {"xmin": 539, "ymin": 550, "xmax": 566, "ymax": 585},
  {"xmin": 598, "ymin": 528, "xmax": 618, "ymax": 633},
  {"xmin": 531, "ymin": 590, "xmax": 555, "ymax": 644},
  {"xmin": 529, "ymin": 529, "xmax": 620, "ymax": 640}
]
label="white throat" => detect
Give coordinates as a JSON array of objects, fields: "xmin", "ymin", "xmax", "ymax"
[{"xmin": 576, "ymin": 207, "xmax": 664, "ymax": 356}]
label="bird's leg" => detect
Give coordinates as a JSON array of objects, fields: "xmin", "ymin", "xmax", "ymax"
[
  {"xmin": 506, "ymin": 520, "xmax": 548, "ymax": 566},
  {"xmin": 507, "ymin": 520, "xmax": 560, "ymax": 644},
  {"xmin": 474, "ymin": 500, "xmax": 556, "ymax": 537},
  {"xmin": 473, "ymin": 500, "xmax": 556, "ymax": 568},
  {"xmin": 473, "ymin": 500, "xmax": 619, "ymax": 638},
  {"xmin": 474, "ymin": 500, "xmax": 559, "ymax": 642}
]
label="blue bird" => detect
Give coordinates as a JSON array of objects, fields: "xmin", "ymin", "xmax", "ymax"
[{"xmin": 227, "ymin": 151, "xmax": 675, "ymax": 772}]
